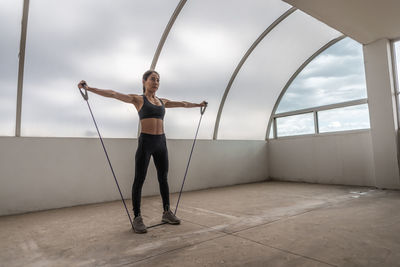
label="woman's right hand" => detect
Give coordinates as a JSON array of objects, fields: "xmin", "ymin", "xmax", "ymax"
[{"xmin": 78, "ymin": 80, "xmax": 88, "ymax": 89}]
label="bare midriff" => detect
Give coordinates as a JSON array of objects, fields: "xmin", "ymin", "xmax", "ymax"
[{"xmin": 140, "ymin": 118, "xmax": 164, "ymax": 135}]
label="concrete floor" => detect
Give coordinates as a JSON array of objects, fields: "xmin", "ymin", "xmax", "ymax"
[{"xmin": 1, "ymin": 181, "xmax": 400, "ymax": 267}]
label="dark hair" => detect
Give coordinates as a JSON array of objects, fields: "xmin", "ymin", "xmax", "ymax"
[{"xmin": 142, "ymin": 70, "xmax": 160, "ymax": 93}]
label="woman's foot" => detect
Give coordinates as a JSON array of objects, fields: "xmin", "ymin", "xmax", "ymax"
[
  {"xmin": 162, "ymin": 210, "xmax": 181, "ymax": 225},
  {"xmin": 133, "ymin": 216, "xmax": 147, "ymax": 234}
]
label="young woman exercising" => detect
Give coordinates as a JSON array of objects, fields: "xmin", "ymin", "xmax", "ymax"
[{"xmin": 78, "ymin": 70, "xmax": 207, "ymax": 233}]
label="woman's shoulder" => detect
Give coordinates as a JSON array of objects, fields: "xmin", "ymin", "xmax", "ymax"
[
  {"xmin": 128, "ymin": 93, "xmax": 144, "ymax": 97},
  {"xmin": 158, "ymin": 97, "xmax": 169, "ymax": 102},
  {"xmin": 128, "ymin": 94, "xmax": 144, "ymax": 106},
  {"xmin": 129, "ymin": 94, "xmax": 145, "ymax": 100}
]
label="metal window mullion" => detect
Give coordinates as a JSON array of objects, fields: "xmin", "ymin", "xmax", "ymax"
[
  {"xmin": 266, "ymin": 116, "xmax": 277, "ymax": 140},
  {"xmin": 266, "ymin": 116, "xmax": 278, "ymax": 140},
  {"xmin": 15, "ymin": 0, "xmax": 30, "ymax": 137},
  {"xmin": 314, "ymin": 110, "xmax": 319, "ymax": 134},
  {"xmin": 273, "ymin": 117, "xmax": 277, "ymax": 139},
  {"xmin": 273, "ymin": 99, "xmax": 369, "ymax": 139},
  {"xmin": 274, "ymin": 98, "xmax": 368, "ymax": 119}
]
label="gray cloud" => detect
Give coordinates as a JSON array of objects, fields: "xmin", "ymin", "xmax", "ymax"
[
  {"xmin": 318, "ymin": 104, "xmax": 370, "ymax": 133},
  {"xmin": 0, "ymin": 2, "xmax": 21, "ymax": 135},
  {"xmin": 0, "ymin": 1, "xmax": 22, "ymax": 77},
  {"xmin": 276, "ymin": 38, "xmax": 367, "ymax": 113},
  {"xmin": 23, "ymin": 0, "xmax": 179, "ymax": 86},
  {"xmin": 277, "ymin": 113, "xmax": 314, "ymax": 137},
  {"xmin": 21, "ymin": 83, "xmax": 139, "ymax": 137}
]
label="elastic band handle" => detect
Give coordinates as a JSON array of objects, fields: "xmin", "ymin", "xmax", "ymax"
[
  {"xmin": 200, "ymin": 102, "xmax": 208, "ymax": 115},
  {"xmin": 79, "ymin": 83, "xmax": 89, "ymax": 101}
]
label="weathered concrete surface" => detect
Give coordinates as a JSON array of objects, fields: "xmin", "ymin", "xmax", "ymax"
[{"xmin": 1, "ymin": 181, "xmax": 399, "ymax": 267}]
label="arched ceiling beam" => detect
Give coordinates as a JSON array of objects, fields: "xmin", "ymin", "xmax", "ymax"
[
  {"xmin": 212, "ymin": 7, "xmax": 297, "ymax": 140},
  {"xmin": 15, "ymin": 0, "xmax": 30, "ymax": 137},
  {"xmin": 150, "ymin": 0, "xmax": 187, "ymax": 70},
  {"xmin": 138, "ymin": 0, "xmax": 186, "ymax": 136}
]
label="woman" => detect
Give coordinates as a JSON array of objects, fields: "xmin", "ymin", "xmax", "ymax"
[{"xmin": 78, "ymin": 70, "xmax": 206, "ymax": 234}]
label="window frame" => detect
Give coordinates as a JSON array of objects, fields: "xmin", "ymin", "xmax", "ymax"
[
  {"xmin": 267, "ymin": 37, "xmax": 371, "ymax": 140},
  {"xmin": 270, "ymin": 99, "xmax": 369, "ymax": 139}
]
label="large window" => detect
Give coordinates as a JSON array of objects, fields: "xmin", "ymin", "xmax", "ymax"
[
  {"xmin": 0, "ymin": 0, "xmax": 23, "ymax": 136},
  {"xmin": 270, "ymin": 38, "xmax": 370, "ymax": 138},
  {"xmin": 21, "ymin": 0, "xmax": 179, "ymax": 138}
]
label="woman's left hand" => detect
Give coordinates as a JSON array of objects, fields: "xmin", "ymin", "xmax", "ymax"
[{"xmin": 200, "ymin": 101, "xmax": 208, "ymax": 107}]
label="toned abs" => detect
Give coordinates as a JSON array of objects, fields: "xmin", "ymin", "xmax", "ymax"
[{"xmin": 140, "ymin": 118, "xmax": 164, "ymax": 135}]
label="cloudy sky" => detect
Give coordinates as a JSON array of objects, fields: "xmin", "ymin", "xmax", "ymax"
[
  {"xmin": 1, "ymin": 0, "xmax": 395, "ymax": 139},
  {"xmin": 274, "ymin": 38, "xmax": 370, "ymax": 137},
  {"xmin": 277, "ymin": 38, "xmax": 367, "ymax": 113}
]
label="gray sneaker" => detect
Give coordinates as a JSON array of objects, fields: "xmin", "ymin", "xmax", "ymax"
[
  {"xmin": 162, "ymin": 210, "xmax": 181, "ymax": 225},
  {"xmin": 133, "ymin": 216, "xmax": 147, "ymax": 234}
]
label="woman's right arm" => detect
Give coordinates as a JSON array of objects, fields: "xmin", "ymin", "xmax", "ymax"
[{"xmin": 78, "ymin": 80, "xmax": 140, "ymax": 105}]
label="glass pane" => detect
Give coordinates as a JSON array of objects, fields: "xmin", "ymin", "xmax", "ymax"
[
  {"xmin": 276, "ymin": 38, "xmax": 367, "ymax": 113},
  {"xmin": 395, "ymin": 41, "xmax": 400, "ymax": 93},
  {"xmin": 318, "ymin": 104, "xmax": 370, "ymax": 133},
  {"xmin": 157, "ymin": 0, "xmax": 291, "ymax": 139},
  {"xmin": 276, "ymin": 113, "xmax": 315, "ymax": 137},
  {"xmin": 22, "ymin": 0, "xmax": 179, "ymax": 137},
  {"xmin": 0, "ymin": 0, "xmax": 22, "ymax": 136},
  {"xmin": 218, "ymin": 10, "xmax": 341, "ymax": 140}
]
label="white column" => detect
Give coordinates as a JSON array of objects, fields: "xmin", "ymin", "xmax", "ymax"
[{"xmin": 363, "ymin": 39, "xmax": 400, "ymax": 189}]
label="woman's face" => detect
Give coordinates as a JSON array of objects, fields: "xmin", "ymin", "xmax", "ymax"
[{"xmin": 143, "ymin": 73, "xmax": 160, "ymax": 93}]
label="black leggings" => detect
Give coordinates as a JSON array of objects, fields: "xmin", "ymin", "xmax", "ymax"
[{"xmin": 132, "ymin": 133, "xmax": 170, "ymax": 217}]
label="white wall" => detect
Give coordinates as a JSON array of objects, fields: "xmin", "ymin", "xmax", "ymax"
[
  {"xmin": 2, "ymin": 130, "xmax": 393, "ymax": 216},
  {"xmin": 267, "ymin": 38, "xmax": 400, "ymax": 190},
  {"xmin": 268, "ymin": 131, "xmax": 376, "ymax": 187},
  {"xmin": 0, "ymin": 137, "xmax": 268, "ymax": 216},
  {"xmin": 363, "ymin": 39, "xmax": 400, "ymax": 188}
]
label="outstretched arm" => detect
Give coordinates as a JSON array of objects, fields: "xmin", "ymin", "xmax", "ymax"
[
  {"xmin": 162, "ymin": 98, "xmax": 207, "ymax": 108},
  {"xmin": 78, "ymin": 80, "xmax": 140, "ymax": 105}
]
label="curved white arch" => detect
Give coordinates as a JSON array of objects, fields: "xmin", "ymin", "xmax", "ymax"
[
  {"xmin": 212, "ymin": 7, "xmax": 297, "ymax": 140},
  {"xmin": 15, "ymin": 0, "xmax": 30, "ymax": 137},
  {"xmin": 138, "ymin": 0, "xmax": 187, "ymax": 136},
  {"xmin": 150, "ymin": 0, "xmax": 187, "ymax": 70}
]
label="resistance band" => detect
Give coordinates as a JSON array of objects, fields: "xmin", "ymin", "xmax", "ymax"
[
  {"xmin": 79, "ymin": 84, "xmax": 134, "ymax": 230},
  {"xmin": 79, "ymin": 84, "xmax": 207, "ymax": 230},
  {"xmin": 148, "ymin": 102, "xmax": 207, "ymax": 229}
]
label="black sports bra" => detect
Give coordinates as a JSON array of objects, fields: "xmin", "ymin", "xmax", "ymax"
[{"xmin": 138, "ymin": 95, "xmax": 165, "ymax": 120}]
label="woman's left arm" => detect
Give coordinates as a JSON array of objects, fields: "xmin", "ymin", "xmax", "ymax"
[{"xmin": 162, "ymin": 99, "xmax": 207, "ymax": 108}]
